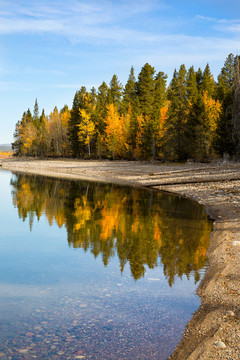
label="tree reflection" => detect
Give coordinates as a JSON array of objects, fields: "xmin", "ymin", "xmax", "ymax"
[{"xmin": 11, "ymin": 173, "xmax": 212, "ymax": 285}]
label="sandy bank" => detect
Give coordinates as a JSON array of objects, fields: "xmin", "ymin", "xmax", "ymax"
[{"xmin": 1, "ymin": 158, "xmax": 239, "ymax": 359}]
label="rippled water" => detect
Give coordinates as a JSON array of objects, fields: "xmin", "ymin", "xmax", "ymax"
[{"xmin": 0, "ymin": 170, "xmax": 213, "ymax": 359}]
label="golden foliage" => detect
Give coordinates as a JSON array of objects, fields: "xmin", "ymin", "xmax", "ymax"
[
  {"xmin": 104, "ymin": 104, "xmax": 131, "ymax": 158},
  {"xmin": 203, "ymin": 91, "xmax": 222, "ymax": 133},
  {"xmin": 0, "ymin": 151, "xmax": 13, "ymax": 158},
  {"xmin": 77, "ymin": 109, "xmax": 95, "ymax": 155}
]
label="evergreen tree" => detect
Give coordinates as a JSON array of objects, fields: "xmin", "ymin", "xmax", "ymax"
[
  {"xmin": 232, "ymin": 56, "xmax": 240, "ymax": 158},
  {"xmin": 152, "ymin": 71, "xmax": 168, "ymax": 159},
  {"xmin": 185, "ymin": 93, "xmax": 208, "ymax": 160},
  {"xmin": 136, "ymin": 63, "xmax": 155, "ymax": 117},
  {"xmin": 165, "ymin": 65, "xmax": 188, "ymax": 160},
  {"xmin": 26, "ymin": 108, "xmax": 33, "ymax": 123},
  {"xmin": 215, "ymin": 53, "xmax": 235, "ymax": 155},
  {"xmin": 134, "ymin": 63, "xmax": 156, "ymax": 158},
  {"xmin": 68, "ymin": 87, "xmax": 87, "ymax": 156},
  {"xmin": 90, "ymin": 87, "xmax": 97, "ymax": 106},
  {"xmin": 12, "ymin": 120, "xmax": 22, "ymax": 155},
  {"xmin": 185, "ymin": 66, "xmax": 200, "ymax": 157},
  {"xmin": 33, "ymin": 99, "xmax": 39, "ymax": 124},
  {"xmin": 186, "ymin": 66, "xmax": 198, "ymax": 103},
  {"xmin": 38, "ymin": 109, "xmax": 48, "ymax": 156},
  {"xmin": 108, "ymin": 74, "xmax": 123, "ymax": 107},
  {"xmin": 122, "ymin": 66, "xmax": 137, "ymax": 112},
  {"xmin": 201, "ymin": 63, "xmax": 215, "ymax": 97},
  {"xmin": 96, "ymin": 82, "xmax": 108, "ymax": 120},
  {"xmin": 196, "ymin": 68, "xmax": 203, "ymax": 89}
]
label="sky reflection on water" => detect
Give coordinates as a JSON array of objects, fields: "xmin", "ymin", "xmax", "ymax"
[{"xmin": 0, "ymin": 171, "xmax": 213, "ymax": 359}]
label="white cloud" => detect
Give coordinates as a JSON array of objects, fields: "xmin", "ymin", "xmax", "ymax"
[
  {"xmin": 0, "ymin": 0, "xmax": 166, "ymax": 43},
  {"xmin": 196, "ymin": 14, "xmax": 240, "ymax": 34},
  {"xmin": 216, "ymin": 22, "xmax": 240, "ymax": 33},
  {"xmin": 196, "ymin": 15, "xmax": 216, "ymax": 22}
]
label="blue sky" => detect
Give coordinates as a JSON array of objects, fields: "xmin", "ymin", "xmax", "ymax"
[{"xmin": 0, "ymin": 0, "xmax": 239, "ymax": 144}]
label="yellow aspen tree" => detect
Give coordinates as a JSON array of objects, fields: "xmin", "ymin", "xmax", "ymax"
[
  {"xmin": 21, "ymin": 121, "xmax": 37, "ymax": 155},
  {"xmin": 118, "ymin": 111, "xmax": 131, "ymax": 158},
  {"xmin": 48, "ymin": 107, "xmax": 63, "ymax": 156},
  {"xmin": 202, "ymin": 91, "xmax": 222, "ymax": 133},
  {"xmin": 60, "ymin": 107, "xmax": 71, "ymax": 156},
  {"xmin": 77, "ymin": 109, "xmax": 95, "ymax": 156},
  {"xmin": 104, "ymin": 103, "xmax": 123, "ymax": 159},
  {"xmin": 134, "ymin": 114, "xmax": 144, "ymax": 158},
  {"xmin": 156, "ymin": 101, "xmax": 169, "ymax": 157}
]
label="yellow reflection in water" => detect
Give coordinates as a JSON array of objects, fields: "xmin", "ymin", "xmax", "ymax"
[{"xmin": 11, "ymin": 174, "xmax": 212, "ymax": 284}]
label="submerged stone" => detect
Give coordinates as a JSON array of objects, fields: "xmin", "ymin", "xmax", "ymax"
[{"xmin": 215, "ymin": 341, "xmax": 226, "ymax": 348}]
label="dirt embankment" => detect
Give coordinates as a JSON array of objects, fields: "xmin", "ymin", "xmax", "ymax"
[{"xmin": 1, "ymin": 158, "xmax": 240, "ymax": 359}]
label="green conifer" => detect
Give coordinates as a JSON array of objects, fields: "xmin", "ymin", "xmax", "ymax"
[
  {"xmin": 136, "ymin": 63, "xmax": 155, "ymax": 117},
  {"xmin": 122, "ymin": 66, "xmax": 137, "ymax": 112},
  {"xmin": 108, "ymin": 74, "xmax": 123, "ymax": 107},
  {"xmin": 165, "ymin": 65, "xmax": 188, "ymax": 160},
  {"xmin": 201, "ymin": 64, "xmax": 215, "ymax": 97},
  {"xmin": 68, "ymin": 87, "xmax": 87, "ymax": 156},
  {"xmin": 215, "ymin": 53, "xmax": 235, "ymax": 155}
]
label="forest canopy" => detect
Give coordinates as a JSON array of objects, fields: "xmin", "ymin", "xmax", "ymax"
[{"xmin": 12, "ymin": 54, "xmax": 240, "ymax": 162}]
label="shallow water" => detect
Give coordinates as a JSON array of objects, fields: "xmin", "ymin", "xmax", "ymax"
[{"xmin": 0, "ymin": 170, "xmax": 213, "ymax": 359}]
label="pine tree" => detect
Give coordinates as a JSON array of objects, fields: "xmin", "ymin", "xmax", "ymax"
[
  {"xmin": 68, "ymin": 87, "xmax": 87, "ymax": 156},
  {"xmin": 232, "ymin": 56, "xmax": 240, "ymax": 158},
  {"xmin": 12, "ymin": 120, "xmax": 22, "ymax": 155},
  {"xmin": 108, "ymin": 74, "xmax": 123, "ymax": 107},
  {"xmin": 38, "ymin": 109, "xmax": 48, "ymax": 156},
  {"xmin": 90, "ymin": 87, "xmax": 97, "ymax": 106},
  {"xmin": 33, "ymin": 99, "xmax": 39, "ymax": 124},
  {"xmin": 201, "ymin": 64, "xmax": 215, "ymax": 97},
  {"xmin": 186, "ymin": 66, "xmax": 198, "ymax": 102},
  {"xmin": 165, "ymin": 65, "xmax": 188, "ymax": 160},
  {"xmin": 196, "ymin": 68, "xmax": 203, "ymax": 89},
  {"xmin": 215, "ymin": 53, "xmax": 235, "ymax": 156},
  {"xmin": 136, "ymin": 63, "xmax": 155, "ymax": 117},
  {"xmin": 96, "ymin": 81, "xmax": 109, "ymax": 125},
  {"xmin": 185, "ymin": 66, "xmax": 199, "ymax": 156},
  {"xmin": 152, "ymin": 71, "xmax": 168, "ymax": 159},
  {"xmin": 134, "ymin": 63, "xmax": 156, "ymax": 158},
  {"xmin": 122, "ymin": 66, "xmax": 137, "ymax": 113}
]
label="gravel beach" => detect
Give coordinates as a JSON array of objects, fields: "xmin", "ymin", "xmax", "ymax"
[{"xmin": 1, "ymin": 158, "xmax": 239, "ymax": 359}]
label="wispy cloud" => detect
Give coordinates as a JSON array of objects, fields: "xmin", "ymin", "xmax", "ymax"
[
  {"xmin": 196, "ymin": 15, "xmax": 216, "ymax": 22},
  {"xmin": 0, "ymin": 0, "xmax": 171, "ymax": 45},
  {"xmin": 216, "ymin": 22, "xmax": 240, "ymax": 33},
  {"xmin": 196, "ymin": 14, "xmax": 240, "ymax": 34}
]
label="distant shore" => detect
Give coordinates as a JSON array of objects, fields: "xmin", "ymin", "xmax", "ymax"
[{"xmin": 1, "ymin": 158, "xmax": 239, "ymax": 360}]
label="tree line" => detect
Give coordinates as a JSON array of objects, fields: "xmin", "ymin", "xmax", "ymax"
[{"xmin": 12, "ymin": 53, "xmax": 240, "ymax": 161}]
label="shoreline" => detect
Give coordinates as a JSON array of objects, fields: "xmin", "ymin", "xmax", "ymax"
[{"xmin": 1, "ymin": 158, "xmax": 239, "ymax": 359}]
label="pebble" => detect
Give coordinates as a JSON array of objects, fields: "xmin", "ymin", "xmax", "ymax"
[
  {"xmin": 18, "ymin": 348, "xmax": 29, "ymax": 354},
  {"xmin": 231, "ymin": 240, "xmax": 240, "ymax": 246},
  {"xmin": 226, "ymin": 310, "xmax": 235, "ymax": 316},
  {"xmin": 215, "ymin": 341, "xmax": 226, "ymax": 348},
  {"xmin": 57, "ymin": 351, "xmax": 65, "ymax": 355},
  {"xmin": 0, "ymin": 353, "xmax": 5, "ymax": 358}
]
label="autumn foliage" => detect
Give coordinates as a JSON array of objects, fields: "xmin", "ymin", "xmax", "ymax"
[{"xmin": 12, "ymin": 54, "xmax": 240, "ymax": 161}]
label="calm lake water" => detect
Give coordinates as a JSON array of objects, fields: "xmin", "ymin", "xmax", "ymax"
[{"xmin": 0, "ymin": 170, "xmax": 213, "ymax": 360}]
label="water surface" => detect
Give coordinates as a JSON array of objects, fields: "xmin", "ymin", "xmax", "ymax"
[{"xmin": 0, "ymin": 171, "xmax": 212, "ymax": 359}]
